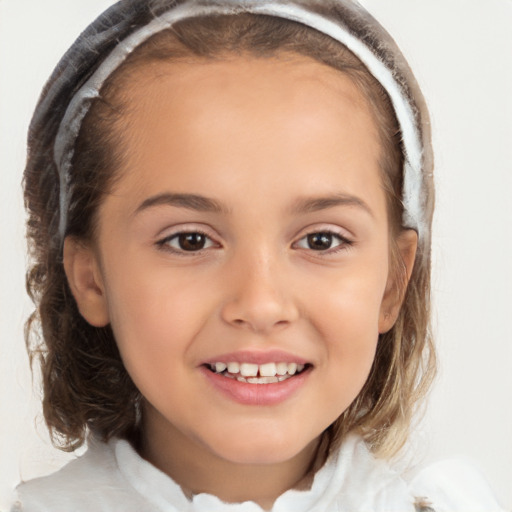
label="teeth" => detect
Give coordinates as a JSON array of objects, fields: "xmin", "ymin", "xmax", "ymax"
[
  {"xmin": 276, "ymin": 362, "xmax": 288, "ymax": 376},
  {"xmin": 215, "ymin": 362, "xmax": 227, "ymax": 373},
  {"xmin": 211, "ymin": 360, "xmax": 308, "ymax": 381},
  {"xmin": 288, "ymin": 363, "xmax": 297, "ymax": 375},
  {"xmin": 227, "ymin": 362, "xmax": 240, "ymax": 374},
  {"xmin": 247, "ymin": 376, "xmax": 279, "ymax": 384},
  {"xmin": 240, "ymin": 363, "xmax": 259, "ymax": 377},
  {"xmin": 259, "ymin": 362, "xmax": 277, "ymax": 377}
]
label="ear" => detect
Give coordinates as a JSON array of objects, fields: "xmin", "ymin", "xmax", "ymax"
[
  {"xmin": 63, "ymin": 236, "xmax": 110, "ymax": 327},
  {"xmin": 378, "ymin": 229, "xmax": 418, "ymax": 334}
]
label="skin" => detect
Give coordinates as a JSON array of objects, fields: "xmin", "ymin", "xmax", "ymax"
[{"xmin": 64, "ymin": 55, "xmax": 417, "ymax": 509}]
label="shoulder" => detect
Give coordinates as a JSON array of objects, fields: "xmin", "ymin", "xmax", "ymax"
[
  {"xmin": 408, "ymin": 458, "xmax": 507, "ymax": 512},
  {"xmin": 11, "ymin": 438, "xmax": 147, "ymax": 512}
]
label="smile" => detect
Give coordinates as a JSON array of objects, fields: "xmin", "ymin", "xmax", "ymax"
[
  {"xmin": 207, "ymin": 362, "xmax": 308, "ymax": 384},
  {"xmin": 201, "ymin": 350, "xmax": 312, "ymax": 405}
]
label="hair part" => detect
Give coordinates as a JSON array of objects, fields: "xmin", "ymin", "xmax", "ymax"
[{"xmin": 25, "ymin": 13, "xmax": 435, "ymax": 458}]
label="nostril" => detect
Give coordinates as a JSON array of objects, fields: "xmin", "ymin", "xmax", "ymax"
[
  {"xmin": 227, "ymin": 317, "xmax": 293, "ymax": 333},
  {"xmin": 220, "ymin": 292, "xmax": 299, "ymax": 333}
]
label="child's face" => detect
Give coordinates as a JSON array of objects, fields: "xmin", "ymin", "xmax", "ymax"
[{"xmin": 67, "ymin": 55, "xmax": 410, "ymax": 468}]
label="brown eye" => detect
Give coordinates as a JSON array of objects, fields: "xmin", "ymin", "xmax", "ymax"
[
  {"xmin": 177, "ymin": 233, "xmax": 207, "ymax": 251},
  {"xmin": 306, "ymin": 233, "xmax": 334, "ymax": 251},
  {"xmin": 294, "ymin": 230, "xmax": 351, "ymax": 253},
  {"xmin": 160, "ymin": 231, "xmax": 216, "ymax": 253}
]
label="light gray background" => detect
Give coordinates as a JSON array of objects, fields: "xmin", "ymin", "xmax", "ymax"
[{"xmin": 1, "ymin": 0, "xmax": 511, "ymax": 509}]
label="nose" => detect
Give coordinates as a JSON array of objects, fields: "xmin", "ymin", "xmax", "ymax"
[{"xmin": 220, "ymin": 251, "xmax": 300, "ymax": 334}]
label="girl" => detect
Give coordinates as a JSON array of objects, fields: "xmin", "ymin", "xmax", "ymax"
[{"xmin": 8, "ymin": 0, "xmax": 507, "ymax": 510}]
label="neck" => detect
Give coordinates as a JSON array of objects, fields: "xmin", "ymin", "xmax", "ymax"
[{"xmin": 139, "ymin": 403, "xmax": 320, "ymax": 510}]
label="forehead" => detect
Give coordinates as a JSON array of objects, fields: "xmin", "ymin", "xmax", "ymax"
[
  {"xmin": 140, "ymin": 51, "xmax": 361, "ymax": 91},
  {"xmin": 101, "ymin": 54, "xmax": 385, "ymax": 222},
  {"xmin": 117, "ymin": 53, "xmax": 372, "ymax": 114},
  {"xmin": 116, "ymin": 54, "xmax": 379, "ymax": 164}
]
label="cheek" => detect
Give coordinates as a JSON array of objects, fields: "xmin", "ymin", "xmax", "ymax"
[
  {"xmin": 309, "ymin": 261, "xmax": 386, "ymax": 344},
  {"xmin": 101, "ymin": 262, "xmax": 211, "ymax": 388},
  {"xmin": 306, "ymin": 263, "xmax": 386, "ymax": 405}
]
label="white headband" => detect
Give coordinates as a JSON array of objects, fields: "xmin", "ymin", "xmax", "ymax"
[{"xmin": 54, "ymin": 0, "xmax": 425, "ymax": 241}]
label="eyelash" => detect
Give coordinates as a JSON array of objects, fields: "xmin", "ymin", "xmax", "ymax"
[
  {"xmin": 293, "ymin": 230, "xmax": 353, "ymax": 254},
  {"xmin": 156, "ymin": 229, "xmax": 214, "ymax": 256},
  {"xmin": 156, "ymin": 229, "xmax": 353, "ymax": 256},
  {"xmin": 156, "ymin": 229, "xmax": 218, "ymax": 255}
]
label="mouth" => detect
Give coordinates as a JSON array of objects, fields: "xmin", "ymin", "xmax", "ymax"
[{"xmin": 204, "ymin": 361, "xmax": 311, "ymax": 384}]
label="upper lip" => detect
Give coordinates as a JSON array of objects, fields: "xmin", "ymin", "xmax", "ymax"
[{"xmin": 201, "ymin": 349, "xmax": 309, "ymax": 366}]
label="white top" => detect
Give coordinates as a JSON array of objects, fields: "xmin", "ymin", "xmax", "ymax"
[{"xmin": 11, "ymin": 434, "xmax": 505, "ymax": 512}]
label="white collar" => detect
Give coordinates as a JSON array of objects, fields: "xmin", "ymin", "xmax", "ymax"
[{"xmin": 112, "ymin": 434, "xmax": 417, "ymax": 512}]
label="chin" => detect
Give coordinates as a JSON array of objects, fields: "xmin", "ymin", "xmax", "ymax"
[{"xmin": 204, "ymin": 425, "xmax": 319, "ymax": 466}]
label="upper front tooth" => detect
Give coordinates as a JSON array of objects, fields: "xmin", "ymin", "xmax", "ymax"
[
  {"xmin": 240, "ymin": 363, "xmax": 259, "ymax": 377},
  {"xmin": 215, "ymin": 362, "xmax": 227, "ymax": 373},
  {"xmin": 227, "ymin": 362, "xmax": 240, "ymax": 374},
  {"xmin": 259, "ymin": 362, "xmax": 277, "ymax": 377},
  {"xmin": 221, "ymin": 361, "xmax": 304, "ymax": 377}
]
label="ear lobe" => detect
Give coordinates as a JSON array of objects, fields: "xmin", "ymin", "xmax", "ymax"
[
  {"xmin": 63, "ymin": 237, "xmax": 110, "ymax": 327},
  {"xmin": 378, "ymin": 229, "xmax": 418, "ymax": 333}
]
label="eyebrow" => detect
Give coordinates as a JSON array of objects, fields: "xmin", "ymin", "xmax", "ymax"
[
  {"xmin": 289, "ymin": 193, "xmax": 374, "ymax": 217},
  {"xmin": 136, "ymin": 193, "xmax": 229, "ymax": 215},
  {"xmin": 135, "ymin": 191, "xmax": 373, "ymax": 218}
]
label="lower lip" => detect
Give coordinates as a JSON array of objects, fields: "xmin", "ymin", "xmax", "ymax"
[{"xmin": 200, "ymin": 367, "xmax": 311, "ymax": 406}]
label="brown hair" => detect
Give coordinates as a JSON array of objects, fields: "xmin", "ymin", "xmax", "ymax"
[{"xmin": 25, "ymin": 13, "xmax": 435, "ymax": 458}]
